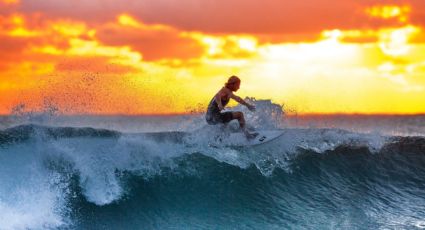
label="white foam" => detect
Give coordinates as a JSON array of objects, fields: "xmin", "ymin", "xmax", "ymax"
[
  {"xmin": 0, "ymin": 143, "xmax": 70, "ymax": 229},
  {"xmin": 185, "ymin": 125, "xmax": 387, "ymax": 176},
  {"xmin": 45, "ymin": 134, "xmax": 189, "ymax": 206}
]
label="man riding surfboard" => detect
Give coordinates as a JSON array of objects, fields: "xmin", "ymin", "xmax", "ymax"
[{"xmin": 205, "ymin": 76, "xmax": 258, "ymax": 139}]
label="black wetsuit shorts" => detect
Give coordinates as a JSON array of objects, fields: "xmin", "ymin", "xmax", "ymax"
[
  {"xmin": 205, "ymin": 97, "xmax": 233, "ymax": 125},
  {"xmin": 206, "ymin": 111, "xmax": 233, "ymax": 125}
]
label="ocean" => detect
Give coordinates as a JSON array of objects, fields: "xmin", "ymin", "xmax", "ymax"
[{"xmin": 0, "ymin": 100, "xmax": 425, "ymax": 229}]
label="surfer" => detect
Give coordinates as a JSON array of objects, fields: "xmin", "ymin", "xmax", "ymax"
[{"xmin": 206, "ymin": 75, "xmax": 258, "ymax": 139}]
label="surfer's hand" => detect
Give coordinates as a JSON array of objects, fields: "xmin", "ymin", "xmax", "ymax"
[
  {"xmin": 247, "ymin": 104, "xmax": 256, "ymax": 111},
  {"xmin": 218, "ymin": 104, "xmax": 224, "ymax": 111}
]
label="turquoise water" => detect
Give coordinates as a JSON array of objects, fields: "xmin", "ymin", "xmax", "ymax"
[{"xmin": 1, "ymin": 122, "xmax": 425, "ymax": 229}]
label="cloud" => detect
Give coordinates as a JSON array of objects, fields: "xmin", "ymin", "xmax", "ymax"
[
  {"xmin": 95, "ymin": 15, "xmax": 205, "ymax": 61},
  {"xmin": 365, "ymin": 5, "xmax": 411, "ymax": 22},
  {"xmin": 0, "ymin": 36, "xmax": 27, "ymax": 65},
  {"xmin": 7, "ymin": 0, "xmax": 425, "ymax": 49},
  {"xmin": 17, "ymin": 0, "xmax": 421, "ymax": 36},
  {"xmin": 0, "ymin": 0, "xmax": 19, "ymax": 4},
  {"xmin": 1, "ymin": 0, "xmax": 425, "ymax": 114}
]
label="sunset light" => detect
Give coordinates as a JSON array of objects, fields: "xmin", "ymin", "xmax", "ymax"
[
  {"xmin": 0, "ymin": 1, "xmax": 425, "ymax": 115},
  {"xmin": 3, "ymin": 2, "xmax": 425, "ymax": 230},
  {"xmin": 365, "ymin": 5, "xmax": 410, "ymax": 22}
]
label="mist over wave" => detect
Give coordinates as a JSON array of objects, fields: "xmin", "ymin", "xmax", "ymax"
[{"xmin": 1, "ymin": 100, "xmax": 425, "ymax": 229}]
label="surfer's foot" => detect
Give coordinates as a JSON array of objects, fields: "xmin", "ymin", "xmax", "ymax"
[{"xmin": 245, "ymin": 131, "xmax": 259, "ymax": 140}]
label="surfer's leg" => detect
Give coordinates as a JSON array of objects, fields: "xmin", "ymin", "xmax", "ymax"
[
  {"xmin": 220, "ymin": 112, "xmax": 235, "ymax": 124},
  {"xmin": 231, "ymin": 111, "xmax": 245, "ymax": 128},
  {"xmin": 232, "ymin": 111, "xmax": 258, "ymax": 139}
]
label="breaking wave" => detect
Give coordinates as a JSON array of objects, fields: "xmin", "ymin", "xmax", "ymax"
[{"xmin": 1, "ymin": 123, "xmax": 425, "ymax": 229}]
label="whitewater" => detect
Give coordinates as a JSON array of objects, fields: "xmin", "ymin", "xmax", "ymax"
[{"xmin": 1, "ymin": 100, "xmax": 425, "ymax": 229}]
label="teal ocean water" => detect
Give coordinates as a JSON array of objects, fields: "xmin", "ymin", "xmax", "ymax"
[{"xmin": 1, "ymin": 101, "xmax": 424, "ymax": 229}]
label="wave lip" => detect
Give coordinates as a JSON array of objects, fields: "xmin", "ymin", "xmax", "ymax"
[{"xmin": 0, "ymin": 124, "xmax": 120, "ymax": 145}]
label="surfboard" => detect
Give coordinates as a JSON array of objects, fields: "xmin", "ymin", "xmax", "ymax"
[{"xmin": 212, "ymin": 130, "xmax": 284, "ymax": 147}]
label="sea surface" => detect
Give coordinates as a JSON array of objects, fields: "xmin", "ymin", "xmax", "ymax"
[{"xmin": 1, "ymin": 100, "xmax": 425, "ymax": 229}]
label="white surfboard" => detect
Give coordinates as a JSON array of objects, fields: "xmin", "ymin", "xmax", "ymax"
[{"xmin": 212, "ymin": 130, "xmax": 284, "ymax": 147}]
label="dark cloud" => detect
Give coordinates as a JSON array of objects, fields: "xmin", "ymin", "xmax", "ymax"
[
  {"xmin": 0, "ymin": 36, "xmax": 28, "ymax": 70},
  {"xmin": 96, "ymin": 24, "xmax": 204, "ymax": 61},
  {"xmin": 0, "ymin": 1, "xmax": 19, "ymax": 14}
]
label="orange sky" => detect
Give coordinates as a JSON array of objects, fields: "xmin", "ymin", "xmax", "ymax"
[{"xmin": 1, "ymin": 0, "xmax": 425, "ymax": 115}]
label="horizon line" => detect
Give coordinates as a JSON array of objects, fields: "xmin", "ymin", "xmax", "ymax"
[{"xmin": 1, "ymin": 112, "xmax": 425, "ymax": 117}]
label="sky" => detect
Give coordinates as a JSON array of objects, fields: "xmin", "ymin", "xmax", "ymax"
[{"xmin": 1, "ymin": 0, "xmax": 425, "ymax": 115}]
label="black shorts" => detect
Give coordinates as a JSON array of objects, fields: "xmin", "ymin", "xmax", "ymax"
[{"xmin": 206, "ymin": 111, "xmax": 234, "ymax": 125}]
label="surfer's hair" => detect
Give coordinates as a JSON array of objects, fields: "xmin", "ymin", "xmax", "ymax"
[{"xmin": 225, "ymin": 75, "xmax": 240, "ymax": 88}]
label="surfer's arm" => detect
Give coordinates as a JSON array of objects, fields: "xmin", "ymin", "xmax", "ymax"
[{"xmin": 231, "ymin": 94, "xmax": 256, "ymax": 111}]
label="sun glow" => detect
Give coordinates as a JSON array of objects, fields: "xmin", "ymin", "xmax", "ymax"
[
  {"xmin": 0, "ymin": 0, "xmax": 19, "ymax": 4},
  {"xmin": 366, "ymin": 5, "xmax": 411, "ymax": 22},
  {"xmin": 1, "ymin": 1, "xmax": 425, "ymax": 115},
  {"xmin": 379, "ymin": 26, "xmax": 419, "ymax": 56},
  {"xmin": 51, "ymin": 21, "xmax": 87, "ymax": 37},
  {"xmin": 1, "ymin": 14, "xmax": 40, "ymax": 37},
  {"xmin": 117, "ymin": 13, "xmax": 170, "ymax": 31},
  {"xmin": 118, "ymin": 14, "xmax": 142, "ymax": 28},
  {"xmin": 67, "ymin": 39, "xmax": 143, "ymax": 68}
]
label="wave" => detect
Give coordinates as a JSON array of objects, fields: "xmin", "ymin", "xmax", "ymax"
[
  {"xmin": 1, "ymin": 124, "xmax": 425, "ymax": 229},
  {"xmin": 2, "ymin": 124, "xmax": 425, "ymax": 149}
]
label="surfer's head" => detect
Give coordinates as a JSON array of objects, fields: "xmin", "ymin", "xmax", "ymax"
[{"xmin": 225, "ymin": 75, "xmax": 241, "ymax": 91}]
